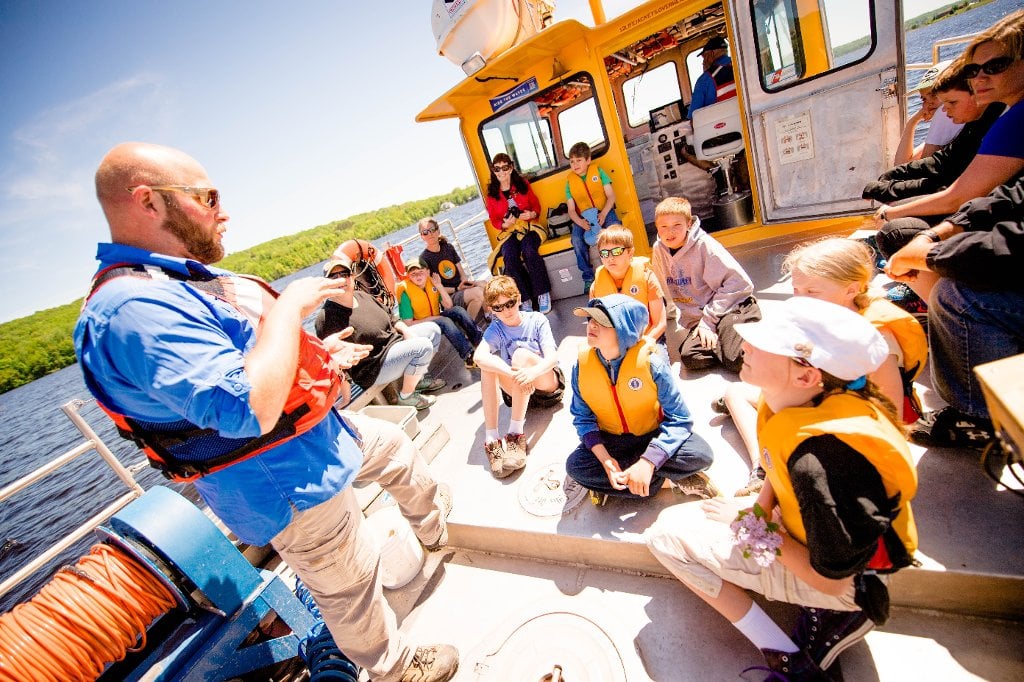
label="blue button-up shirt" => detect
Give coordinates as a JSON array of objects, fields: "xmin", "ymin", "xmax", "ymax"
[
  {"xmin": 688, "ymin": 55, "xmax": 732, "ymax": 119},
  {"xmin": 74, "ymin": 243, "xmax": 362, "ymax": 545}
]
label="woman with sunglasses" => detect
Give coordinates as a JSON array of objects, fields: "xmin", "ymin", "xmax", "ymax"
[
  {"xmin": 315, "ymin": 252, "xmax": 446, "ymax": 410},
  {"xmin": 874, "ymin": 10, "xmax": 1024, "ymax": 228},
  {"xmin": 484, "ymin": 154, "xmax": 553, "ymax": 314},
  {"xmin": 417, "ymin": 217, "xmax": 485, "ymax": 322}
]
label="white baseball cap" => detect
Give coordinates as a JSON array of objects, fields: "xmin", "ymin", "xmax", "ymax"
[{"xmin": 734, "ymin": 297, "xmax": 888, "ymax": 382}]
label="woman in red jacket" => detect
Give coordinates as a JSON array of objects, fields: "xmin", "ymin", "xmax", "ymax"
[{"xmin": 484, "ymin": 154, "xmax": 552, "ymax": 313}]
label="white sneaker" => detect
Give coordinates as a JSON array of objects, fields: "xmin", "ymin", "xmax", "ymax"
[
  {"xmin": 521, "ymin": 299, "xmax": 533, "ymax": 312},
  {"xmin": 538, "ymin": 293, "xmax": 552, "ymax": 314}
]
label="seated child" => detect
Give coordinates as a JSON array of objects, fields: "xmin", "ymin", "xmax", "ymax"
[
  {"xmin": 397, "ymin": 257, "xmax": 483, "ymax": 370},
  {"xmin": 651, "ymin": 197, "xmax": 761, "ymax": 372},
  {"xmin": 646, "ymin": 297, "xmax": 918, "ymax": 679},
  {"xmin": 567, "ymin": 294, "xmax": 718, "ymax": 501},
  {"xmin": 720, "ymin": 236, "xmax": 928, "ymax": 496},
  {"xmin": 417, "ymin": 217, "xmax": 486, "ymax": 321},
  {"xmin": 589, "ymin": 226, "xmax": 667, "ymax": 347},
  {"xmin": 566, "ymin": 141, "xmax": 623, "ymax": 292},
  {"xmin": 474, "ymin": 276, "xmax": 564, "ymax": 478}
]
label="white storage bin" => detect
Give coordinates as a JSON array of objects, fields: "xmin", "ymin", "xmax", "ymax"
[{"xmin": 359, "ymin": 405, "xmax": 419, "ymax": 440}]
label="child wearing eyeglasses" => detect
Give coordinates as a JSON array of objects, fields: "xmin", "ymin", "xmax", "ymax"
[
  {"xmin": 473, "ymin": 276, "xmax": 564, "ymax": 478},
  {"xmin": 589, "ymin": 226, "xmax": 667, "ymax": 348},
  {"xmin": 417, "ymin": 217, "xmax": 486, "ymax": 322},
  {"xmin": 652, "ymin": 196, "xmax": 761, "ymax": 373},
  {"xmin": 397, "ymin": 257, "xmax": 483, "ymax": 372},
  {"xmin": 565, "ymin": 141, "xmax": 623, "ymax": 293},
  {"xmin": 567, "ymin": 294, "xmax": 717, "ymax": 504}
]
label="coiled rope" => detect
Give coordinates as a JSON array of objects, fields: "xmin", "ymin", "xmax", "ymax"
[
  {"xmin": 0, "ymin": 543, "xmax": 175, "ymax": 682},
  {"xmin": 294, "ymin": 579, "xmax": 360, "ymax": 682}
]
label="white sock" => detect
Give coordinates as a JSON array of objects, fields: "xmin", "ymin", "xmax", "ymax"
[
  {"xmin": 486, "ymin": 429, "xmax": 500, "ymax": 443},
  {"xmin": 508, "ymin": 419, "xmax": 525, "ymax": 435},
  {"xmin": 733, "ymin": 603, "xmax": 799, "ymax": 653},
  {"xmin": 400, "ymin": 391, "xmax": 412, "ymax": 399}
]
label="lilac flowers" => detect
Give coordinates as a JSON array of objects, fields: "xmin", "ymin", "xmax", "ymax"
[{"xmin": 730, "ymin": 503, "xmax": 783, "ymax": 567}]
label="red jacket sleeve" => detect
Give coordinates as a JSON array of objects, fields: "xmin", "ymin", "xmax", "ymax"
[{"xmin": 485, "ymin": 194, "xmax": 508, "ymax": 228}]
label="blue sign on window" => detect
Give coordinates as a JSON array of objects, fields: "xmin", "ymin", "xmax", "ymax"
[{"xmin": 490, "ymin": 77, "xmax": 539, "ymax": 112}]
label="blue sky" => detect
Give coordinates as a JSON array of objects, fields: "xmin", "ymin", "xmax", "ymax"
[{"xmin": 0, "ymin": 0, "xmax": 943, "ymax": 323}]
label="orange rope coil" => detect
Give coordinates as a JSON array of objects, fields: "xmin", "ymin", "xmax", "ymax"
[{"xmin": 0, "ymin": 543, "xmax": 176, "ymax": 682}]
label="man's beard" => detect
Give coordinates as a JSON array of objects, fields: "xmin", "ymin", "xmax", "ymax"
[{"xmin": 162, "ymin": 198, "xmax": 224, "ymax": 264}]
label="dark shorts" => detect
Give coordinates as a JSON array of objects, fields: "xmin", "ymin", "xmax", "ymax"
[{"xmin": 501, "ymin": 365, "xmax": 566, "ymax": 409}]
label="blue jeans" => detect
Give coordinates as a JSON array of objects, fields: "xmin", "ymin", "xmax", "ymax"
[
  {"xmin": 374, "ymin": 323, "xmax": 440, "ymax": 386},
  {"xmin": 501, "ymin": 231, "xmax": 551, "ymax": 304},
  {"xmin": 570, "ymin": 208, "xmax": 620, "ymax": 282},
  {"xmin": 928, "ymin": 279, "xmax": 1024, "ymax": 419},
  {"xmin": 436, "ymin": 307, "xmax": 483, "ymax": 359},
  {"xmin": 566, "ymin": 430, "xmax": 714, "ymax": 498}
]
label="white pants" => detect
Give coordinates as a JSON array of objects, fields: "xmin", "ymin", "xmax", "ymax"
[
  {"xmin": 646, "ymin": 500, "xmax": 858, "ymax": 611},
  {"xmin": 270, "ymin": 412, "xmax": 444, "ymax": 681}
]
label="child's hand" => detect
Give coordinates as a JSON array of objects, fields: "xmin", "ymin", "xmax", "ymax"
[
  {"xmin": 692, "ymin": 323, "xmax": 718, "ymax": 350},
  {"xmin": 622, "ymin": 458, "xmax": 655, "ymax": 496},
  {"xmin": 603, "ymin": 459, "xmax": 628, "ymax": 490}
]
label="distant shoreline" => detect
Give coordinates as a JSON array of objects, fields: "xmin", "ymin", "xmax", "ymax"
[{"xmin": 906, "ymin": 0, "xmax": 996, "ymax": 31}]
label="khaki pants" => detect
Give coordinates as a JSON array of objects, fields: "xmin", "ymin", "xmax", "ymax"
[
  {"xmin": 270, "ymin": 412, "xmax": 444, "ymax": 681},
  {"xmin": 646, "ymin": 500, "xmax": 858, "ymax": 611}
]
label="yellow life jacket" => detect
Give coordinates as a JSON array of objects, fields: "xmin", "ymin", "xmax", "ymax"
[
  {"xmin": 757, "ymin": 393, "xmax": 918, "ymax": 560},
  {"xmin": 397, "ymin": 279, "xmax": 441, "ymax": 318},
  {"xmin": 567, "ymin": 163, "xmax": 607, "ymax": 211},
  {"xmin": 861, "ymin": 298, "xmax": 928, "ymax": 381},
  {"xmin": 577, "ymin": 340, "xmax": 661, "ymax": 435},
  {"xmin": 592, "ymin": 257, "xmax": 651, "ymax": 302}
]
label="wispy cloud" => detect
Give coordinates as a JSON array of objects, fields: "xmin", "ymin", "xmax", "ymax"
[{"xmin": 0, "ymin": 74, "xmax": 177, "ymax": 321}]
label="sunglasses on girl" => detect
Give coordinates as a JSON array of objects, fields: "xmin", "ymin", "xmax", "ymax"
[
  {"xmin": 599, "ymin": 246, "xmax": 627, "ymax": 258},
  {"xmin": 128, "ymin": 185, "xmax": 221, "ymax": 209},
  {"xmin": 420, "ymin": 226, "xmax": 439, "ymax": 236},
  {"xmin": 490, "ymin": 297, "xmax": 519, "ymax": 312},
  {"xmin": 962, "ymin": 55, "xmax": 1015, "ymax": 79},
  {"xmin": 493, "ymin": 164, "xmax": 513, "ymax": 172}
]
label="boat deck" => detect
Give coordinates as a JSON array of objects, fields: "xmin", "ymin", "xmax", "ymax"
[{"xmin": 365, "ymin": 233, "xmax": 1024, "ymax": 680}]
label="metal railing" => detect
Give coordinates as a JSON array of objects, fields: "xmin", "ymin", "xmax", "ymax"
[
  {"xmin": 906, "ymin": 32, "xmax": 980, "ymax": 72},
  {"xmin": 0, "ymin": 400, "xmax": 144, "ymax": 600},
  {"xmin": 385, "ymin": 209, "xmax": 488, "ymax": 281}
]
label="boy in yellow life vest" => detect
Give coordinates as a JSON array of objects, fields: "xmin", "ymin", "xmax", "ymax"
[
  {"xmin": 397, "ymin": 258, "xmax": 482, "ymax": 371},
  {"xmin": 566, "ymin": 294, "xmax": 718, "ymax": 502},
  {"xmin": 566, "ymin": 141, "xmax": 623, "ymax": 293},
  {"xmin": 589, "ymin": 226, "xmax": 667, "ymax": 351},
  {"xmin": 646, "ymin": 297, "xmax": 918, "ymax": 680}
]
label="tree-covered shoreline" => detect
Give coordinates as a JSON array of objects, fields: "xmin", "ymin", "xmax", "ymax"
[{"xmin": 0, "ymin": 186, "xmax": 479, "ymax": 394}]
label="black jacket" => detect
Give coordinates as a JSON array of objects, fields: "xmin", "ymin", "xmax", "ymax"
[
  {"xmin": 927, "ymin": 172, "xmax": 1024, "ymax": 290},
  {"xmin": 863, "ymin": 103, "xmax": 1006, "ymax": 203}
]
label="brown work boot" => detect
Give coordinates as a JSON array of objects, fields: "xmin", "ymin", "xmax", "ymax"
[
  {"xmin": 503, "ymin": 433, "xmax": 528, "ymax": 473},
  {"xmin": 675, "ymin": 471, "xmax": 722, "ymax": 499},
  {"xmin": 399, "ymin": 644, "xmax": 459, "ymax": 682},
  {"xmin": 484, "ymin": 439, "xmax": 512, "ymax": 478}
]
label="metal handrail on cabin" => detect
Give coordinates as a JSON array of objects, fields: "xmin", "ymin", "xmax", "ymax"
[
  {"xmin": 386, "ymin": 209, "xmax": 488, "ymax": 281},
  {"xmin": 0, "ymin": 399, "xmax": 144, "ymax": 600},
  {"xmin": 906, "ymin": 32, "xmax": 980, "ymax": 72}
]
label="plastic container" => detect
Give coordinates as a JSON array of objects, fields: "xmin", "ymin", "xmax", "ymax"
[
  {"xmin": 363, "ymin": 506, "xmax": 425, "ymax": 589},
  {"xmin": 359, "ymin": 405, "xmax": 419, "ymax": 440}
]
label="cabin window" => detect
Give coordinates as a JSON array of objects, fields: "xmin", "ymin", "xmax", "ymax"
[
  {"xmin": 751, "ymin": 0, "xmax": 874, "ymax": 91},
  {"xmin": 479, "ymin": 72, "xmax": 607, "ymax": 180},
  {"xmin": 622, "ymin": 62, "xmax": 682, "ymax": 129}
]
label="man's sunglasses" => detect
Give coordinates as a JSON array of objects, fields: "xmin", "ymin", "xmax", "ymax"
[
  {"xmin": 493, "ymin": 164, "xmax": 513, "ymax": 172},
  {"xmin": 962, "ymin": 56, "xmax": 1015, "ymax": 79},
  {"xmin": 599, "ymin": 246, "xmax": 627, "ymax": 258},
  {"xmin": 327, "ymin": 269, "xmax": 351, "ymax": 279},
  {"xmin": 128, "ymin": 185, "xmax": 220, "ymax": 209},
  {"xmin": 490, "ymin": 297, "xmax": 519, "ymax": 312}
]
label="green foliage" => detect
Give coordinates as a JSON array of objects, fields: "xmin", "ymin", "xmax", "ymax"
[{"xmin": 0, "ymin": 186, "xmax": 479, "ymax": 394}]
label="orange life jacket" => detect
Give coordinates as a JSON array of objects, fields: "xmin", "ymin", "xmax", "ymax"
[{"xmin": 84, "ymin": 263, "xmax": 341, "ymax": 482}]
